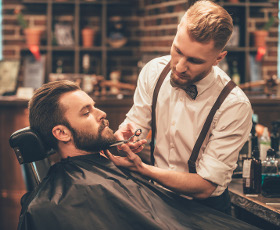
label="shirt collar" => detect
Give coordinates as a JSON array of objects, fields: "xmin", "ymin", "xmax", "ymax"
[{"xmin": 194, "ymin": 67, "xmax": 216, "ymax": 97}]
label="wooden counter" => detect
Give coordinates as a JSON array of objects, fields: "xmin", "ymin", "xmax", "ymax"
[
  {"xmin": 229, "ymin": 178, "xmax": 280, "ymax": 229},
  {"xmin": 249, "ymin": 96, "xmax": 280, "ymax": 130}
]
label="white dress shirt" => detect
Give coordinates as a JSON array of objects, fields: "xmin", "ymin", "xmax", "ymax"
[{"xmin": 120, "ymin": 55, "xmax": 252, "ymax": 196}]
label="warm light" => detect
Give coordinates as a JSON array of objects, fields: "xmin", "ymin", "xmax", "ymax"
[
  {"xmin": 255, "ymin": 47, "xmax": 266, "ymax": 62},
  {"xmin": 28, "ymin": 45, "xmax": 41, "ymax": 60},
  {"xmin": 256, "ymin": 123, "xmax": 266, "ymax": 137}
]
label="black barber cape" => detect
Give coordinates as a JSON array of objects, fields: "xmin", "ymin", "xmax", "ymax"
[{"xmin": 18, "ymin": 154, "xmax": 259, "ymax": 230}]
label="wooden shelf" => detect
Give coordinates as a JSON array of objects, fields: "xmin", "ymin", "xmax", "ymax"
[
  {"xmin": 20, "ymin": 0, "xmax": 134, "ymax": 81},
  {"xmin": 221, "ymin": 2, "xmax": 273, "ymax": 7},
  {"xmin": 217, "ymin": 0, "xmax": 274, "ymax": 83},
  {"xmin": 22, "ymin": 0, "xmax": 48, "ymax": 3},
  {"xmin": 22, "ymin": 0, "xmax": 132, "ymax": 5}
]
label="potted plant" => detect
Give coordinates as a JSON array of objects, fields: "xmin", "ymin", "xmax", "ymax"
[
  {"xmin": 228, "ymin": 0, "xmax": 239, "ymax": 3},
  {"xmin": 253, "ymin": 16, "xmax": 275, "ymax": 48},
  {"xmin": 81, "ymin": 27, "xmax": 95, "ymax": 47},
  {"xmin": 15, "ymin": 8, "xmax": 43, "ymax": 46}
]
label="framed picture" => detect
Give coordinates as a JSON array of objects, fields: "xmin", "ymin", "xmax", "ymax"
[
  {"xmin": 0, "ymin": 60, "xmax": 20, "ymax": 95},
  {"xmin": 23, "ymin": 55, "xmax": 46, "ymax": 89},
  {"xmin": 54, "ymin": 23, "xmax": 74, "ymax": 46},
  {"xmin": 49, "ymin": 73, "xmax": 97, "ymax": 94},
  {"xmin": 49, "ymin": 73, "xmax": 84, "ymax": 86}
]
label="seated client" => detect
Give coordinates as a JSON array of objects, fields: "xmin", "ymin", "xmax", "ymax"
[{"xmin": 17, "ymin": 80, "xmax": 258, "ymax": 230}]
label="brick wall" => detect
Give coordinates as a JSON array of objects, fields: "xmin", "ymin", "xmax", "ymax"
[
  {"xmin": 248, "ymin": 0, "xmax": 279, "ymax": 79},
  {"xmin": 2, "ymin": 0, "xmax": 141, "ymax": 83},
  {"xmin": 2, "ymin": 0, "xmax": 47, "ymax": 59},
  {"xmin": 139, "ymin": 0, "xmax": 188, "ymax": 55},
  {"xmin": 138, "ymin": 0, "xmax": 279, "ymax": 81},
  {"xmin": 2, "ymin": 0, "xmax": 279, "ymax": 82}
]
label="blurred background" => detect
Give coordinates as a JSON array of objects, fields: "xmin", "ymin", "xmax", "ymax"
[{"xmin": 0, "ymin": 0, "xmax": 279, "ymax": 229}]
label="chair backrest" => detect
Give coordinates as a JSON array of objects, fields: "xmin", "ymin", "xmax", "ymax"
[
  {"xmin": 9, "ymin": 127, "xmax": 54, "ymax": 190},
  {"xmin": 9, "ymin": 127, "xmax": 51, "ymax": 164}
]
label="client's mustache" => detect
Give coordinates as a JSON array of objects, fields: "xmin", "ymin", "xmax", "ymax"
[
  {"xmin": 103, "ymin": 119, "xmax": 109, "ymax": 127},
  {"xmin": 99, "ymin": 119, "xmax": 110, "ymax": 132}
]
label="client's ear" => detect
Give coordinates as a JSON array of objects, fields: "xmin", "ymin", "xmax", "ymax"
[{"xmin": 52, "ymin": 125, "xmax": 71, "ymax": 142}]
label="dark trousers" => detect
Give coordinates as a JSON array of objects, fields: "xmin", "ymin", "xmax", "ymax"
[{"xmin": 195, "ymin": 188, "xmax": 231, "ymax": 215}]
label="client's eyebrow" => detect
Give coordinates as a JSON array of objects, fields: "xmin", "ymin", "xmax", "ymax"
[
  {"xmin": 79, "ymin": 105, "xmax": 89, "ymax": 113},
  {"xmin": 175, "ymin": 45, "xmax": 206, "ymax": 64},
  {"xmin": 79, "ymin": 102, "xmax": 96, "ymax": 113}
]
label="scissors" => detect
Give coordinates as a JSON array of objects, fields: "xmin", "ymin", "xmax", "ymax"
[{"xmin": 109, "ymin": 128, "xmax": 142, "ymax": 148}]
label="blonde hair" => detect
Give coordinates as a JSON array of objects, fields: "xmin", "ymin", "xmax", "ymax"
[{"xmin": 179, "ymin": 0, "xmax": 233, "ymax": 50}]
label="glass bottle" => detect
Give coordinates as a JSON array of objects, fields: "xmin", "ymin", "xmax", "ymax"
[
  {"xmin": 271, "ymin": 121, "xmax": 280, "ymax": 153},
  {"xmin": 56, "ymin": 59, "xmax": 63, "ymax": 74},
  {"xmin": 252, "ymin": 147, "xmax": 262, "ymax": 194},
  {"xmin": 82, "ymin": 54, "xmax": 93, "ymax": 93},
  {"xmin": 231, "ymin": 60, "xmax": 240, "ymax": 85},
  {"xmin": 271, "ymin": 121, "xmax": 280, "ymax": 174},
  {"xmin": 259, "ymin": 127, "xmax": 270, "ymax": 162},
  {"xmin": 248, "ymin": 117, "xmax": 258, "ymax": 158},
  {"xmin": 262, "ymin": 148, "xmax": 279, "ymax": 184},
  {"xmin": 242, "ymin": 156, "xmax": 254, "ymax": 194},
  {"xmin": 243, "ymin": 147, "xmax": 262, "ymax": 194},
  {"xmin": 251, "ymin": 119, "xmax": 259, "ymax": 151},
  {"xmin": 82, "ymin": 54, "xmax": 90, "ymax": 74}
]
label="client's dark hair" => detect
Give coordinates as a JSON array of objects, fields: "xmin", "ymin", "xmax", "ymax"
[{"xmin": 29, "ymin": 80, "xmax": 80, "ymax": 149}]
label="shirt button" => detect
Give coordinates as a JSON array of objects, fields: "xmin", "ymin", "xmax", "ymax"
[
  {"xmin": 172, "ymin": 121, "xmax": 175, "ymax": 126},
  {"xmin": 180, "ymin": 98, "xmax": 183, "ymax": 102}
]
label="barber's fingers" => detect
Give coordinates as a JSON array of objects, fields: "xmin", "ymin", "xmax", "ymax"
[
  {"xmin": 117, "ymin": 138, "xmax": 147, "ymax": 152},
  {"xmin": 114, "ymin": 122, "xmax": 137, "ymax": 140},
  {"xmin": 114, "ymin": 129, "xmax": 126, "ymax": 140},
  {"xmin": 104, "ymin": 150, "xmax": 124, "ymax": 162},
  {"xmin": 129, "ymin": 145, "xmax": 145, "ymax": 154},
  {"xmin": 119, "ymin": 145, "xmax": 143, "ymax": 168},
  {"xmin": 127, "ymin": 122, "xmax": 138, "ymax": 132},
  {"xmin": 104, "ymin": 149, "xmax": 114, "ymax": 161},
  {"xmin": 104, "ymin": 149, "xmax": 128, "ymax": 161},
  {"xmin": 127, "ymin": 139, "xmax": 147, "ymax": 152},
  {"xmin": 132, "ymin": 144, "xmax": 145, "ymax": 154},
  {"xmin": 104, "ymin": 149, "xmax": 132, "ymax": 167},
  {"xmin": 126, "ymin": 123, "xmax": 139, "ymax": 142}
]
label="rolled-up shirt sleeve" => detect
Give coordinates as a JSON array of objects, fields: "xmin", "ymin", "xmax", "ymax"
[
  {"xmin": 197, "ymin": 98, "xmax": 252, "ymax": 194},
  {"xmin": 119, "ymin": 57, "xmax": 168, "ymax": 139}
]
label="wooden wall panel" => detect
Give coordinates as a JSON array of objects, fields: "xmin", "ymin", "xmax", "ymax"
[{"xmin": 0, "ymin": 104, "xmax": 29, "ymax": 230}]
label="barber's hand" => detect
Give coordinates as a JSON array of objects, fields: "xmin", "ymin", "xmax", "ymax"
[
  {"xmin": 114, "ymin": 123, "xmax": 146, "ymax": 153},
  {"xmin": 126, "ymin": 138, "xmax": 147, "ymax": 154},
  {"xmin": 104, "ymin": 144, "xmax": 145, "ymax": 172},
  {"xmin": 115, "ymin": 122, "xmax": 137, "ymax": 140}
]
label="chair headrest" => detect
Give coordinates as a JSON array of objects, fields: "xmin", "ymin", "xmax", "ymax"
[{"xmin": 9, "ymin": 127, "xmax": 53, "ymax": 164}]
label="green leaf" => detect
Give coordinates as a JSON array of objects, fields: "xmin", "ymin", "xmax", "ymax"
[
  {"xmin": 17, "ymin": 13, "xmax": 28, "ymax": 29},
  {"xmin": 263, "ymin": 16, "xmax": 275, "ymax": 31}
]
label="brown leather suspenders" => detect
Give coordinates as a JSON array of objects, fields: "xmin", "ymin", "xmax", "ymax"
[
  {"xmin": 150, "ymin": 61, "xmax": 236, "ymax": 172},
  {"xmin": 150, "ymin": 61, "xmax": 171, "ymax": 165},
  {"xmin": 187, "ymin": 80, "xmax": 236, "ymax": 173}
]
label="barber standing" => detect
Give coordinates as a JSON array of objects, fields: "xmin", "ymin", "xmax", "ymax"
[{"xmin": 106, "ymin": 0, "xmax": 252, "ymax": 215}]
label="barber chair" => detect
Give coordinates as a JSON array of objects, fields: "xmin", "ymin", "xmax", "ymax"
[{"xmin": 9, "ymin": 127, "xmax": 55, "ymax": 191}]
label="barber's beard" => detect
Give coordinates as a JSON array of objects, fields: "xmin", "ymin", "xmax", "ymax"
[
  {"xmin": 170, "ymin": 62, "xmax": 210, "ymax": 88},
  {"xmin": 170, "ymin": 73, "xmax": 187, "ymax": 88},
  {"xmin": 170, "ymin": 71, "xmax": 203, "ymax": 88},
  {"xmin": 71, "ymin": 120, "xmax": 117, "ymax": 152}
]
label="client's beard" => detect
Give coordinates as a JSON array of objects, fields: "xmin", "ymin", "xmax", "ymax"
[{"xmin": 70, "ymin": 120, "xmax": 117, "ymax": 152}]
